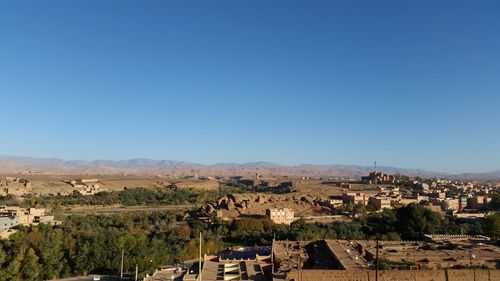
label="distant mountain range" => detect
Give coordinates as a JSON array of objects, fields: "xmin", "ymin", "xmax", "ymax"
[{"xmin": 0, "ymin": 154, "xmax": 499, "ymax": 179}]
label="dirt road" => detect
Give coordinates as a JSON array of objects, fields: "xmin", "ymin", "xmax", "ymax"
[{"xmin": 60, "ymin": 204, "xmax": 194, "ymax": 215}]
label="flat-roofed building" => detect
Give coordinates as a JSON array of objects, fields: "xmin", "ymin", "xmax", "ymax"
[
  {"xmin": 266, "ymin": 208, "xmax": 295, "ymax": 225},
  {"xmin": 198, "ymin": 255, "xmax": 268, "ymax": 281},
  {"xmin": 431, "ymin": 191, "xmax": 446, "ymax": 199},
  {"xmin": 361, "ymin": 172, "xmax": 397, "ymax": 184},
  {"xmin": 458, "ymin": 195, "xmax": 469, "ymax": 211},
  {"xmin": 323, "ymin": 198, "xmax": 343, "ymax": 208},
  {"xmin": 0, "ymin": 206, "xmax": 54, "ymax": 226},
  {"xmin": 468, "ymin": 195, "xmax": 492, "ymax": 210},
  {"xmin": 368, "ymin": 196, "xmax": 392, "ymax": 210},
  {"xmin": 343, "ymin": 193, "xmax": 368, "ymax": 206},
  {"xmin": 77, "ymin": 184, "xmax": 100, "ymax": 196},
  {"xmin": 441, "ymin": 198, "xmax": 459, "ymax": 211},
  {"xmin": 397, "ymin": 197, "xmax": 418, "ymax": 206},
  {"xmin": 0, "ymin": 216, "xmax": 19, "ymax": 231}
]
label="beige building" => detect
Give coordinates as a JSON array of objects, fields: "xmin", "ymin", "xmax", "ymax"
[
  {"xmin": 397, "ymin": 198, "xmax": 419, "ymax": 206},
  {"xmin": 146, "ymin": 248, "xmax": 272, "ymax": 281},
  {"xmin": 361, "ymin": 172, "xmax": 397, "ymax": 184},
  {"xmin": 323, "ymin": 198, "xmax": 344, "ymax": 208},
  {"xmin": 0, "ymin": 206, "xmax": 57, "ymax": 227},
  {"xmin": 343, "ymin": 193, "xmax": 368, "ymax": 205},
  {"xmin": 266, "ymin": 208, "xmax": 295, "ymax": 225},
  {"xmin": 431, "ymin": 191, "xmax": 446, "ymax": 199},
  {"xmin": 441, "ymin": 198, "xmax": 459, "ymax": 211},
  {"xmin": 368, "ymin": 196, "xmax": 392, "ymax": 210},
  {"xmin": 77, "ymin": 184, "xmax": 100, "ymax": 195},
  {"xmin": 195, "ymin": 254, "xmax": 269, "ymax": 281},
  {"xmin": 468, "ymin": 195, "xmax": 492, "ymax": 210}
]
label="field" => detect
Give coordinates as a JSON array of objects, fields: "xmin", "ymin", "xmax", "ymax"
[{"xmin": 0, "ymin": 173, "xmax": 219, "ymax": 196}]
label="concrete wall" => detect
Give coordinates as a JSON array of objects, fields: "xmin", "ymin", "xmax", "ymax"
[
  {"xmin": 286, "ymin": 269, "xmax": 500, "ymax": 281},
  {"xmin": 0, "ymin": 216, "xmax": 20, "ymax": 231}
]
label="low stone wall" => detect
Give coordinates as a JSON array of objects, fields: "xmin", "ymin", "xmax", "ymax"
[{"xmin": 286, "ymin": 269, "xmax": 500, "ymax": 281}]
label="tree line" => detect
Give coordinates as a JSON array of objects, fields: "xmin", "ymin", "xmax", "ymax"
[{"xmin": 0, "ymin": 187, "xmax": 234, "ymax": 208}]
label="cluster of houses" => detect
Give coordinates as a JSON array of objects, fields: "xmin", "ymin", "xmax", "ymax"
[
  {"xmin": 361, "ymin": 171, "xmax": 399, "ymax": 184},
  {"xmin": 341, "ymin": 187, "xmax": 420, "ymax": 211},
  {"xmin": 0, "ymin": 206, "xmax": 60, "ymax": 239},
  {"xmin": 337, "ymin": 176, "xmax": 496, "ymax": 220},
  {"xmin": 228, "ymin": 176, "xmax": 295, "ymax": 194},
  {"xmin": 0, "ymin": 176, "xmax": 33, "ymax": 197},
  {"xmin": 263, "ymin": 174, "xmax": 497, "ymax": 226},
  {"xmin": 66, "ymin": 178, "xmax": 102, "ymax": 195},
  {"xmin": 0, "ymin": 177, "xmax": 106, "ymax": 197}
]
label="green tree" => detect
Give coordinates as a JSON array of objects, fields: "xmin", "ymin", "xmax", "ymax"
[
  {"xmin": 231, "ymin": 218, "xmax": 264, "ymax": 236},
  {"xmin": 5, "ymin": 248, "xmax": 23, "ymax": 281},
  {"xmin": 37, "ymin": 227, "xmax": 65, "ymax": 279},
  {"xmin": 483, "ymin": 213, "xmax": 500, "ymax": 240},
  {"xmin": 489, "ymin": 194, "xmax": 500, "ymax": 211},
  {"xmin": 0, "ymin": 245, "xmax": 6, "ymax": 267},
  {"xmin": 21, "ymin": 248, "xmax": 41, "ymax": 281},
  {"xmin": 395, "ymin": 203, "xmax": 441, "ymax": 240},
  {"xmin": 291, "ymin": 221, "xmax": 328, "ymax": 240},
  {"xmin": 362, "ymin": 209, "xmax": 397, "ymax": 239},
  {"xmin": 180, "ymin": 239, "xmax": 200, "ymax": 260}
]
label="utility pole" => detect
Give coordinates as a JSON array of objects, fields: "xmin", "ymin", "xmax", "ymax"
[
  {"xmin": 470, "ymin": 250, "xmax": 476, "ymax": 281},
  {"xmin": 271, "ymin": 233, "xmax": 275, "ymax": 274},
  {"xmin": 413, "ymin": 247, "xmax": 417, "ymax": 281},
  {"xmin": 134, "ymin": 264, "xmax": 138, "ymax": 281},
  {"xmin": 120, "ymin": 249, "xmax": 124, "ymax": 279},
  {"xmin": 375, "ymin": 240, "xmax": 379, "ymax": 281},
  {"xmin": 199, "ymin": 232, "xmax": 202, "ymax": 281}
]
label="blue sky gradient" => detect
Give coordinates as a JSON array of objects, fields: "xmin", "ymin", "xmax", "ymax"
[{"xmin": 0, "ymin": 1, "xmax": 499, "ymax": 173}]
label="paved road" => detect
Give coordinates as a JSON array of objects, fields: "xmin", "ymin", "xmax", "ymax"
[
  {"xmin": 50, "ymin": 276, "xmax": 119, "ymax": 281},
  {"xmin": 61, "ymin": 204, "xmax": 195, "ymax": 215},
  {"xmin": 50, "ymin": 274, "xmax": 136, "ymax": 281}
]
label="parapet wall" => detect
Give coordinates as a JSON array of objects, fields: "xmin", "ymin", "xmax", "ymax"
[{"xmin": 286, "ymin": 269, "xmax": 500, "ymax": 281}]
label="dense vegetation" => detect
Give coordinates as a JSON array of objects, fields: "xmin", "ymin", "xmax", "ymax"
[
  {"xmin": 490, "ymin": 193, "xmax": 500, "ymax": 211},
  {"xmin": 0, "ymin": 203, "xmax": 497, "ymax": 280},
  {"xmin": 0, "ymin": 212, "xmax": 191, "ymax": 281},
  {"xmin": 0, "ymin": 186, "xmax": 249, "ymax": 208},
  {"xmin": 228, "ymin": 204, "xmax": 490, "ymax": 243},
  {"xmin": 0, "ymin": 181, "xmax": 290, "ymax": 209},
  {"xmin": 0, "ymin": 195, "xmax": 17, "ymax": 206}
]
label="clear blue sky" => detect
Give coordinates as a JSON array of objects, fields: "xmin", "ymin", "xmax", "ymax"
[{"xmin": 0, "ymin": 1, "xmax": 499, "ymax": 173}]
